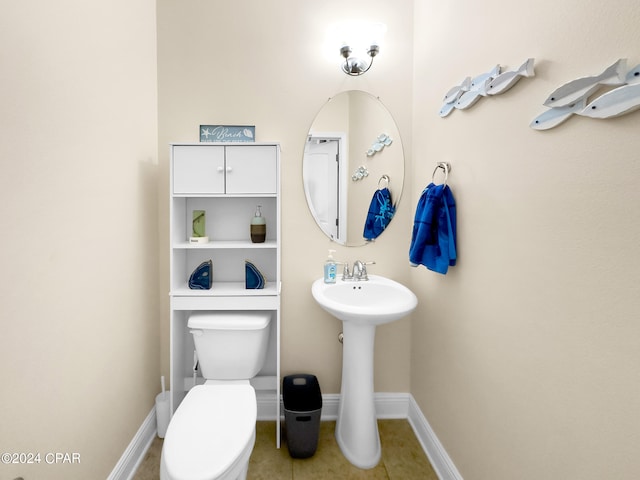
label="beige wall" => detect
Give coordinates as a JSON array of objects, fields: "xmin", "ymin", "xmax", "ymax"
[
  {"xmin": 157, "ymin": 0, "xmax": 416, "ymax": 395},
  {"xmin": 411, "ymin": 1, "xmax": 640, "ymax": 479},
  {"xmin": 3, "ymin": 0, "xmax": 638, "ymax": 478},
  {"xmin": 0, "ymin": 1, "xmax": 159, "ymax": 479}
]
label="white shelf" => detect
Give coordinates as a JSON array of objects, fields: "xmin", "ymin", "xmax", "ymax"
[
  {"xmin": 173, "ymin": 193, "xmax": 277, "ymax": 198},
  {"xmin": 172, "ymin": 240, "xmax": 277, "ymax": 249},
  {"xmin": 170, "ymin": 281, "xmax": 279, "ymax": 297}
]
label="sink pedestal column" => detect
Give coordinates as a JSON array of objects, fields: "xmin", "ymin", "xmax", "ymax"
[{"xmin": 335, "ymin": 321, "xmax": 380, "ymax": 469}]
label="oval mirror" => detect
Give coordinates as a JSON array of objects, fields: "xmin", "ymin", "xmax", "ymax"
[{"xmin": 303, "ymin": 90, "xmax": 405, "ymax": 246}]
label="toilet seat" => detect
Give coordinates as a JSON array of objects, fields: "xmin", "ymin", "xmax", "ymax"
[{"xmin": 162, "ymin": 384, "xmax": 257, "ymax": 480}]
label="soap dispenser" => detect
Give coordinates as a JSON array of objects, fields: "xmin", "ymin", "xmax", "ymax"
[
  {"xmin": 324, "ymin": 249, "xmax": 337, "ymax": 284},
  {"xmin": 250, "ymin": 205, "xmax": 266, "ymax": 243}
]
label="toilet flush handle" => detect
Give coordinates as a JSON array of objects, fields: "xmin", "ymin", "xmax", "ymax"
[{"xmin": 190, "ymin": 329, "xmax": 204, "ymax": 337}]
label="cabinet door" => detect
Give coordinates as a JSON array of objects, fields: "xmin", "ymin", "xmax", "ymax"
[
  {"xmin": 173, "ymin": 146, "xmax": 225, "ymax": 194},
  {"xmin": 225, "ymin": 145, "xmax": 277, "ymax": 194}
]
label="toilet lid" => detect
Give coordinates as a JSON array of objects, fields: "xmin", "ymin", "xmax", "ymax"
[{"xmin": 163, "ymin": 384, "xmax": 256, "ymax": 480}]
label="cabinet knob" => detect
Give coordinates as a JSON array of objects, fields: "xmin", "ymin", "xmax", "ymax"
[
  {"xmin": 226, "ymin": 166, "xmax": 233, "ymax": 173},
  {"xmin": 217, "ymin": 166, "xmax": 224, "ymax": 173}
]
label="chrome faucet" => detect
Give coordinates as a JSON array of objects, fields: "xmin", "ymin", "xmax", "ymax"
[
  {"xmin": 341, "ymin": 260, "xmax": 376, "ymax": 281},
  {"xmin": 352, "ymin": 260, "xmax": 375, "ymax": 281}
]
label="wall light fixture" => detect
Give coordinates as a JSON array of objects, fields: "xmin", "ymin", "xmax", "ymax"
[{"xmin": 329, "ymin": 21, "xmax": 387, "ymax": 76}]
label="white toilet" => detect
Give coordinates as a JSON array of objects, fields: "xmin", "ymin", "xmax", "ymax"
[{"xmin": 160, "ymin": 311, "xmax": 272, "ymax": 480}]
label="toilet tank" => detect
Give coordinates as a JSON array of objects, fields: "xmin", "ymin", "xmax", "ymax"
[{"xmin": 188, "ymin": 311, "xmax": 272, "ymax": 380}]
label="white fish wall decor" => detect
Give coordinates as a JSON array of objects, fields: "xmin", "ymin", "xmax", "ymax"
[
  {"xmin": 543, "ymin": 58, "xmax": 627, "ymax": 108},
  {"xmin": 531, "ymin": 60, "xmax": 640, "ymax": 129},
  {"xmin": 439, "ymin": 61, "xmax": 535, "ymax": 118},
  {"xmin": 487, "ymin": 58, "xmax": 536, "ymax": 96},
  {"xmin": 440, "ymin": 77, "xmax": 471, "ymax": 117},
  {"xmin": 439, "ymin": 101, "xmax": 456, "ymax": 118},
  {"xmin": 578, "ymin": 82, "xmax": 640, "ymax": 119},
  {"xmin": 469, "ymin": 65, "xmax": 501, "ymax": 90},
  {"xmin": 443, "ymin": 77, "xmax": 471, "ymax": 104},
  {"xmin": 530, "ymin": 99, "xmax": 587, "ymax": 130},
  {"xmin": 455, "ymin": 77, "xmax": 492, "ymax": 110},
  {"xmin": 454, "ymin": 65, "xmax": 501, "ymax": 110},
  {"xmin": 439, "ymin": 67, "xmax": 500, "ymax": 115},
  {"xmin": 623, "ymin": 63, "xmax": 640, "ymax": 84},
  {"xmin": 366, "ymin": 133, "xmax": 393, "ymax": 156}
]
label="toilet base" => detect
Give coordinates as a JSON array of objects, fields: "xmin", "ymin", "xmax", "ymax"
[
  {"xmin": 160, "ymin": 429, "xmax": 254, "ymax": 480},
  {"xmin": 160, "ymin": 457, "xmax": 249, "ymax": 480},
  {"xmin": 159, "ymin": 384, "xmax": 257, "ymax": 480}
]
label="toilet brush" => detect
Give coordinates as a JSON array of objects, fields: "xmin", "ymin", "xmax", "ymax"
[{"xmin": 161, "ymin": 375, "xmax": 166, "ymax": 400}]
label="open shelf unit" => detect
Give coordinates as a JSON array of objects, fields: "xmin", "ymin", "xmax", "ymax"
[{"xmin": 169, "ymin": 142, "xmax": 281, "ymax": 447}]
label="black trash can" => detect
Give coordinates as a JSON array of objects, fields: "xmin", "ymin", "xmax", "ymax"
[{"xmin": 282, "ymin": 374, "xmax": 322, "ymax": 458}]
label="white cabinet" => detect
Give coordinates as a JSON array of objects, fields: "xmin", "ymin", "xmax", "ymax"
[
  {"xmin": 173, "ymin": 145, "xmax": 225, "ymax": 194},
  {"xmin": 173, "ymin": 145, "xmax": 277, "ymax": 194},
  {"xmin": 169, "ymin": 142, "xmax": 281, "ymax": 446}
]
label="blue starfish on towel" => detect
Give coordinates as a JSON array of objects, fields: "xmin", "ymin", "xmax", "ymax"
[{"xmin": 363, "ymin": 188, "xmax": 395, "ymax": 241}]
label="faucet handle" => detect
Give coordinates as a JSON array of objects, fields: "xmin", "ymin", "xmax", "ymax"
[
  {"xmin": 342, "ymin": 262, "xmax": 351, "ymax": 280},
  {"xmin": 361, "ymin": 261, "xmax": 376, "ymax": 274}
]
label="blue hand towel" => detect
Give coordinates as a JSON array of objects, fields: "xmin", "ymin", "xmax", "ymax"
[
  {"xmin": 363, "ymin": 187, "xmax": 395, "ymax": 241},
  {"xmin": 409, "ymin": 183, "xmax": 457, "ymax": 274}
]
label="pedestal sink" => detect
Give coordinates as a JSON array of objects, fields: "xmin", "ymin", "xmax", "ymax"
[{"xmin": 311, "ymin": 275, "xmax": 417, "ymax": 469}]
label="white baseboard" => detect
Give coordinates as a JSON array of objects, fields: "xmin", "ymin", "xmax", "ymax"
[
  {"xmin": 285, "ymin": 392, "xmax": 462, "ymax": 480},
  {"xmin": 407, "ymin": 396, "xmax": 463, "ymax": 480},
  {"xmin": 315, "ymin": 392, "xmax": 412, "ymax": 420},
  {"xmin": 256, "ymin": 390, "xmax": 279, "ymax": 420},
  {"xmin": 107, "ymin": 407, "xmax": 157, "ymax": 480},
  {"xmin": 115, "ymin": 392, "xmax": 462, "ymax": 480}
]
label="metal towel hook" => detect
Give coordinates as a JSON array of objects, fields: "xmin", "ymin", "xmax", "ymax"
[
  {"xmin": 432, "ymin": 162, "xmax": 451, "ymax": 186},
  {"xmin": 377, "ymin": 174, "xmax": 390, "ymax": 189}
]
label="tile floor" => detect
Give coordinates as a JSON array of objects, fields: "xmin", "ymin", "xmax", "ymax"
[{"xmin": 133, "ymin": 420, "xmax": 438, "ymax": 479}]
